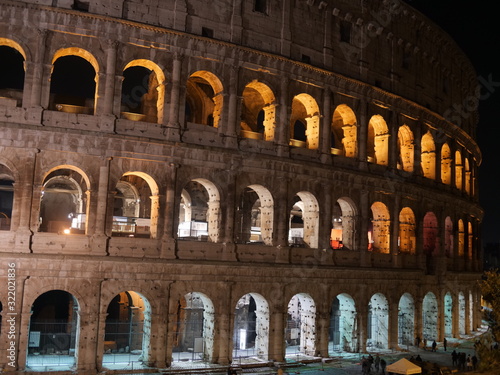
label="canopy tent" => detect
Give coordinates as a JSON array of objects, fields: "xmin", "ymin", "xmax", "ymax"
[{"xmin": 386, "ymin": 358, "xmax": 422, "ymax": 374}]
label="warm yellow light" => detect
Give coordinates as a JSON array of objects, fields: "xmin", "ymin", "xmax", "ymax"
[{"xmin": 63, "ymin": 229, "xmax": 71, "ymax": 234}]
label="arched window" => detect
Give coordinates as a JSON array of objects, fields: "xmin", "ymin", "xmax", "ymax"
[
  {"xmin": 369, "ymin": 202, "xmax": 390, "ymax": 253},
  {"xmin": 441, "ymin": 143, "xmax": 452, "ymax": 185},
  {"xmin": 331, "ymin": 104, "xmax": 357, "ymax": 157},
  {"xmin": 421, "ymin": 131, "xmax": 436, "ymax": 179},
  {"xmin": 455, "ymin": 150, "xmax": 463, "ymax": 190},
  {"xmin": 398, "ymin": 207, "xmax": 416, "ymax": 254},
  {"xmin": 289, "ymin": 192, "xmax": 319, "ymax": 248},
  {"xmin": 236, "ymin": 185, "xmax": 274, "ymax": 245},
  {"xmin": 185, "ymin": 71, "xmax": 223, "ymax": 127},
  {"xmin": 0, "ymin": 42, "xmax": 25, "ymax": 107},
  {"xmin": 397, "ymin": 125, "xmax": 414, "ymax": 172},
  {"xmin": 240, "ymin": 81, "xmax": 276, "ymax": 141},
  {"xmin": 0, "ymin": 164, "xmax": 15, "ymax": 231},
  {"xmin": 289, "ymin": 93, "xmax": 320, "ymax": 150},
  {"xmin": 423, "ymin": 212, "xmax": 439, "ymax": 256},
  {"xmin": 330, "ymin": 197, "xmax": 356, "ymax": 250},
  {"xmin": 367, "ymin": 115, "xmax": 389, "ymax": 165}
]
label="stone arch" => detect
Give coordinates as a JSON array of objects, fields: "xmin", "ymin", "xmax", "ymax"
[
  {"xmin": 398, "ymin": 293, "xmax": 415, "ymax": 348},
  {"xmin": 421, "ymin": 131, "xmax": 436, "ymax": 179},
  {"xmin": 367, "ymin": 293, "xmax": 389, "ymax": 350},
  {"xmin": 0, "ymin": 37, "xmax": 28, "ymax": 60},
  {"xmin": 0, "ymin": 163, "xmax": 15, "ymax": 231},
  {"xmin": 178, "ymin": 178, "xmax": 220, "ymax": 242},
  {"xmin": 50, "ymin": 47, "xmax": 99, "ymax": 114},
  {"xmin": 423, "ymin": 212, "xmax": 439, "ymax": 256},
  {"xmin": 369, "ymin": 202, "xmax": 390, "ymax": 253},
  {"xmin": 289, "ymin": 93, "xmax": 320, "ymax": 150},
  {"xmin": 441, "ymin": 143, "xmax": 452, "ymax": 185},
  {"xmin": 455, "ymin": 151, "xmax": 463, "ymax": 190},
  {"xmin": 26, "ymin": 290, "xmax": 80, "ymax": 371},
  {"xmin": 422, "ymin": 292, "xmax": 438, "ymax": 344},
  {"xmin": 458, "ymin": 219, "xmax": 465, "ymax": 257},
  {"xmin": 331, "ymin": 197, "xmax": 357, "ymax": 250},
  {"xmin": 121, "ymin": 59, "xmax": 166, "ymax": 123},
  {"xmin": 0, "ymin": 40, "xmax": 26, "ymax": 107},
  {"xmin": 444, "ymin": 292, "xmax": 453, "ymax": 338},
  {"xmin": 458, "ymin": 291, "xmax": 466, "ymax": 335},
  {"xmin": 39, "ymin": 166, "xmax": 91, "ymax": 234},
  {"xmin": 467, "ymin": 222, "xmax": 473, "ymax": 260},
  {"xmin": 399, "ymin": 207, "xmax": 416, "ymax": 254},
  {"xmin": 367, "ymin": 115, "xmax": 389, "ymax": 165},
  {"xmin": 102, "ymin": 291, "xmax": 152, "ymax": 369},
  {"xmin": 464, "ymin": 158, "xmax": 471, "ymax": 195},
  {"xmin": 171, "ymin": 292, "xmax": 215, "ymax": 363},
  {"xmin": 236, "ymin": 184, "xmax": 274, "ymax": 245},
  {"xmin": 286, "ymin": 293, "xmax": 316, "ymax": 356},
  {"xmin": 240, "ymin": 80, "xmax": 276, "ymax": 141},
  {"xmin": 112, "ymin": 171, "xmax": 160, "ymax": 238},
  {"xmin": 397, "ymin": 125, "xmax": 414, "ymax": 172},
  {"xmin": 329, "ymin": 293, "xmax": 357, "ymax": 354},
  {"xmin": 185, "ymin": 70, "xmax": 224, "ymax": 127},
  {"xmin": 289, "ymin": 191, "xmax": 319, "ymax": 248},
  {"xmin": 444, "ymin": 216, "xmax": 453, "ymax": 257},
  {"xmin": 331, "ymin": 104, "xmax": 357, "ymax": 157},
  {"xmin": 232, "ymin": 293, "xmax": 269, "ymax": 361}
]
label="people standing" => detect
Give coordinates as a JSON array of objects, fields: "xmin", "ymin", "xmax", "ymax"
[
  {"xmin": 432, "ymin": 340, "xmax": 437, "ymax": 352},
  {"xmin": 472, "ymin": 354, "xmax": 478, "ymax": 370},
  {"xmin": 443, "ymin": 337, "xmax": 447, "ymax": 351},
  {"xmin": 380, "ymin": 358, "xmax": 386, "ymax": 375},
  {"xmin": 451, "ymin": 349, "xmax": 458, "ymax": 367},
  {"xmin": 466, "ymin": 354, "xmax": 472, "ymax": 371},
  {"xmin": 374, "ymin": 354, "xmax": 380, "ymax": 373}
]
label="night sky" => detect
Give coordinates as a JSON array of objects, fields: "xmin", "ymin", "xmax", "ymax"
[{"xmin": 404, "ymin": 1, "xmax": 500, "ymax": 245}]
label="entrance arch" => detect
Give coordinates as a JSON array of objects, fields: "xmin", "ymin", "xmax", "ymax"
[
  {"xmin": 285, "ymin": 293, "xmax": 316, "ymax": 357},
  {"xmin": 367, "ymin": 293, "xmax": 389, "ymax": 350},
  {"xmin": 329, "ymin": 293, "xmax": 357, "ymax": 354},
  {"xmin": 398, "ymin": 293, "xmax": 415, "ymax": 348},
  {"xmin": 444, "ymin": 293, "xmax": 453, "ymax": 338},
  {"xmin": 422, "ymin": 292, "xmax": 438, "ymax": 345}
]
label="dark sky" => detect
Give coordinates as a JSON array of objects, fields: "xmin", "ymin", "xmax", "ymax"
[{"xmin": 404, "ymin": 1, "xmax": 500, "ymax": 245}]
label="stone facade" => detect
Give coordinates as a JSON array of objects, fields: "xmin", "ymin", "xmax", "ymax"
[{"xmin": 0, "ymin": 0, "xmax": 483, "ymax": 374}]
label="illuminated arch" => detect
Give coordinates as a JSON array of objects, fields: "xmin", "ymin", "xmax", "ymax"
[
  {"xmin": 331, "ymin": 104, "xmax": 357, "ymax": 157},
  {"xmin": 397, "ymin": 125, "xmax": 414, "ymax": 172},
  {"xmin": 464, "ymin": 158, "xmax": 471, "ymax": 195},
  {"xmin": 240, "ymin": 80, "xmax": 276, "ymax": 141},
  {"xmin": 185, "ymin": 70, "xmax": 224, "ymax": 128},
  {"xmin": 290, "ymin": 93, "xmax": 320, "ymax": 150},
  {"xmin": 455, "ymin": 150, "xmax": 463, "ymax": 189},
  {"xmin": 367, "ymin": 115, "xmax": 389, "ymax": 165},
  {"xmin": 331, "ymin": 197, "xmax": 357, "ymax": 250},
  {"xmin": 399, "ymin": 207, "xmax": 416, "ymax": 254},
  {"xmin": 423, "ymin": 212, "xmax": 439, "ymax": 256},
  {"xmin": 441, "ymin": 143, "xmax": 452, "ymax": 185},
  {"xmin": 458, "ymin": 219, "xmax": 465, "ymax": 257},
  {"xmin": 0, "ymin": 37, "xmax": 28, "ymax": 59},
  {"xmin": 369, "ymin": 202, "xmax": 390, "ymax": 253},
  {"xmin": 421, "ymin": 131, "xmax": 436, "ymax": 179},
  {"xmin": 444, "ymin": 216, "xmax": 453, "ymax": 257},
  {"xmin": 286, "ymin": 293, "xmax": 316, "ymax": 356},
  {"xmin": 237, "ymin": 184, "xmax": 274, "ymax": 245},
  {"xmin": 289, "ymin": 191, "xmax": 319, "ymax": 248}
]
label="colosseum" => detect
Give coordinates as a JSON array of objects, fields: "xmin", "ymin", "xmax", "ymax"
[{"xmin": 0, "ymin": 0, "xmax": 483, "ymax": 373}]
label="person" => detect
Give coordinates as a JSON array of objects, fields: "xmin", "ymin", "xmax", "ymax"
[
  {"xmin": 380, "ymin": 358, "xmax": 386, "ymax": 375},
  {"xmin": 443, "ymin": 337, "xmax": 447, "ymax": 351},
  {"xmin": 415, "ymin": 336, "xmax": 421, "ymax": 348},
  {"xmin": 361, "ymin": 356, "xmax": 369, "ymax": 375},
  {"xmin": 374, "ymin": 354, "xmax": 381, "ymax": 373},
  {"xmin": 466, "ymin": 354, "xmax": 472, "ymax": 371},
  {"xmin": 432, "ymin": 340, "xmax": 437, "ymax": 352},
  {"xmin": 368, "ymin": 354, "xmax": 374, "ymax": 373},
  {"xmin": 415, "ymin": 354, "xmax": 422, "ymax": 362},
  {"xmin": 472, "ymin": 354, "xmax": 478, "ymax": 370},
  {"xmin": 451, "ymin": 349, "xmax": 458, "ymax": 367}
]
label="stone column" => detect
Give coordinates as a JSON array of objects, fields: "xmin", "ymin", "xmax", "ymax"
[
  {"xmin": 161, "ymin": 163, "xmax": 178, "ymax": 259},
  {"xmin": 391, "ymin": 194, "xmax": 401, "ymax": 267},
  {"xmin": 388, "ymin": 116, "xmax": 399, "ymax": 170},
  {"xmin": 76, "ymin": 309, "xmax": 100, "ymax": 372},
  {"xmin": 359, "ymin": 190, "xmax": 370, "ymax": 267},
  {"xmin": 320, "ymin": 89, "xmax": 332, "ymax": 160},
  {"xmin": 28, "ymin": 29, "xmax": 48, "ymax": 109},
  {"xmin": 95, "ymin": 311, "xmax": 108, "ymax": 371},
  {"xmin": 99, "ymin": 40, "xmax": 118, "ymax": 115},
  {"xmin": 318, "ymin": 183, "xmax": 332, "ymax": 252},
  {"xmin": 451, "ymin": 291, "xmax": 459, "ymax": 338},
  {"xmin": 91, "ymin": 157, "xmax": 111, "ymax": 255},
  {"xmin": 269, "ymin": 308, "xmax": 286, "ymax": 363},
  {"xmin": 276, "ymin": 77, "xmax": 290, "ymax": 158},
  {"xmin": 220, "ymin": 65, "xmax": 239, "ymax": 149},
  {"xmin": 214, "ymin": 282, "xmax": 233, "ymax": 365},
  {"xmin": 316, "ymin": 309, "xmax": 330, "ymax": 358},
  {"xmin": 357, "ymin": 307, "xmax": 367, "ymax": 353},
  {"xmin": 166, "ymin": 53, "xmax": 183, "ymax": 141},
  {"xmin": 274, "ymin": 177, "xmax": 290, "ymax": 263},
  {"xmin": 221, "ymin": 171, "xmax": 237, "ymax": 261},
  {"xmin": 414, "ymin": 295, "xmax": 422, "ymax": 347},
  {"xmin": 389, "ymin": 300, "xmax": 399, "ymax": 350},
  {"xmin": 357, "ymin": 100, "xmax": 368, "ymax": 164}
]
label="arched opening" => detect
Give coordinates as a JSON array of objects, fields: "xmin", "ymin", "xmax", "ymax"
[
  {"xmin": 421, "ymin": 131, "xmax": 436, "ymax": 179},
  {"xmin": 289, "ymin": 93, "xmax": 320, "ymax": 150},
  {"xmin": 441, "ymin": 143, "xmax": 452, "ymax": 185},
  {"xmin": 330, "ymin": 198, "xmax": 356, "ymax": 250},
  {"xmin": 172, "ymin": 292, "xmax": 215, "ymax": 363},
  {"xmin": 444, "ymin": 293, "xmax": 453, "ymax": 338},
  {"xmin": 422, "ymin": 292, "xmax": 438, "ymax": 346},
  {"xmin": 369, "ymin": 202, "xmax": 390, "ymax": 253},
  {"xmin": 455, "ymin": 151, "xmax": 463, "ymax": 190},
  {"xmin": 178, "ymin": 179, "xmax": 220, "ymax": 242},
  {"xmin": 240, "ymin": 81, "xmax": 276, "ymax": 141},
  {"xmin": 329, "ymin": 293, "xmax": 357, "ymax": 354},
  {"xmin": 0, "ymin": 43, "xmax": 25, "ymax": 107},
  {"xmin": 102, "ymin": 291, "xmax": 151, "ymax": 369},
  {"xmin": 232, "ymin": 293, "xmax": 269, "ymax": 361},
  {"xmin": 459, "ymin": 292, "xmax": 466, "ymax": 335},
  {"xmin": 444, "ymin": 217, "xmax": 453, "ymax": 258},
  {"xmin": 185, "ymin": 71, "xmax": 223, "ymax": 127},
  {"xmin": 49, "ymin": 53, "xmax": 97, "ymax": 114},
  {"xmin": 468, "ymin": 292, "xmax": 474, "ymax": 332},
  {"xmin": 121, "ymin": 60, "xmax": 165, "ymax": 123},
  {"xmin": 367, "ymin": 293, "xmax": 389, "ymax": 350},
  {"xmin": 464, "ymin": 158, "xmax": 471, "ymax": 195},
  {"xmin": 458, "ymin": 219, "xmax": 465, "ymax": 257},
  {"xmin": 467, "ymin": 222, "xmax": 473, "ymax": 260},
  {"xmin": 112, "ymin": 172, "xmax": 159, "ymax": 238},
  {"xmin": 423, "ymin": 212, "xmax": 439, "ymax": 256},
  {"xmin": 331, "ymin": 104, "xmax": 357, "ymax": 157},
  {"xmin": 236, "ymin": 185, "xmax": 273, "ymax": 245},
  {"xmin": 39, "ymin": 167, "xmax": 90, "ymax": 234},
  {"xmin": 367, "ymin": 115, "xmax": 389, "ymax": 165},
  {"xmin": 26, "ymin": 290, "xmax": 79, "ymax": 371},
  {"xmin": 289, "ymin": 192, "xmax": 319, "ymax": 248},
  {"xmin": 398, "ymin": 293, "xmax": 415, "ymax": 348},
  {"xmin": 397, "ymin": 125, "xmax": 414, "ymax": 172},
  {"xmin": 285, "ymin": 293, "xmax": 316, "ymax": 357},
  {"xmin": 398, "ymin": 207, "xmax": 416, "ymax": 254},
  {"xmin": 0, "ymin": 164, "xmax": 15, "ymax": 230}
]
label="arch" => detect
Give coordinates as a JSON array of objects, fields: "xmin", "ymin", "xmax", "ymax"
[
  {"xmin": 240, "ymin": 80, "xmax": 276, "ymax": 141},
  {"xmin": 444, "ymin": 216, "xmax": 453, "ymax": 257},
  {"xmin": 464, "ymin": 158, "xmax": 471, "ymax": 195},
  {"xmin": 369, "ymin": 202, "xmax": 390, "ymax": 253},
  {"xmin": 236, "ymin": 185, "xmax": 274, "ymax": 245},
  {"xmin": 185, "ymin": 70, "xmax": 224, "ymax": 127},
  {"xmin": 421, "ymin": 131, "xmax": 436, "ymax": 179},
  {"xmin": 289, "ymin": 93, "xmax": 320, "ymax": 150},
  {"xmin": 329, "ymin": 293, "xmax": 357, "ymax": 354},
  {"xmin": 330, "ymin": 197, "xmax": 357, "ymax": 250},
  {"xmin": 178, "ymin": 178, "xmax": 220, "ymax": 242},
  {"xmin": 458, "ymin": 219, "xmax": 465, "ymax": 257},
  {"xmin": 467, "ymin": 222, "xmax": 473, "ymax": 260},
  {"xmin": 0, "ymin": 37, "xmax": 27, "ymax": 60},
  {"xmin": 367, "ymin": 115, "xmax": 389, "ymax": 165},
  {"xmin": 397, "ymin": 125, "xmax": 414, "ymax": 172},
  {"xmin": 423, "ymin": 212, "xmax": 439, "ymax": 256},
  {"xmin": 0, "ymin": 43, "xmax": 25, "ymax": 107},
  {"xmin": 367, "ymin": 293, "xmax": 389, "ymax": 350},
  {"xmin": 441, "ymin": 143, "xmax": 452, "ymax": 185},
  {"xmin": 455, "ymin": 151, "xmax": 463, "ymax": 190},
  {"xmin": 102, "ymin": 291, "xmax": 152, "ymax": 369},
  {"xmin": 0, "ymin": 163, "xmax": 15, "ymax": 231},
  {"xmin": 422, "ymin": 292, "xmax": 438, "ymax": 345},
  {"xmin": 398, "ymin": 293, "xmax": 415, "ymax": 348},
  {"xmin": 398, "ymin": 207, "xmax": 416, "ymax": 254},
  {"xmin": 232, "ymin": 293, "xmax": 269, "ymax": 361},
  {"xmin": 458, "ymin": 292, "xmax": 466, "ymax": 335},
  {"xmin": 26, "ymin": 290, "xmax": 80, "ymax": 371},
  {"xmin": 331, "ymin": 104, "xmax": 357, "ymax": 157},
  {"xmin": 286, "ymin": 293, "xmax": 316, "ymax": 357},
  {"xmin": 289, "ymin": 191, "xmax": 319, "ymax": 248},
  {"xmin": 444, "ymin": 292, "xmax": 453, "ymax": 338},
  {"xmin": 171, "ymin": 292, "xmax": 215, "ymax": 363},
  {"xmin": 121, "ymin": 59, "xmax": 166, "ymax": 123}
]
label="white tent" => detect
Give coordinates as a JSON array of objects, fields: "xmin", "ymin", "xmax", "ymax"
[{"xmin": 386, "ymin": 358, "xmax": 422, "ymax": 374}]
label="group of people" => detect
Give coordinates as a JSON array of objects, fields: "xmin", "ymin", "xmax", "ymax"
[
  {"xmin": 361, "ymin": 354, "xmax": 386, "ymax": 375},
  {"xmin": 451, "ymin": 350, "xmax": 477, "ymax": 371}
]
